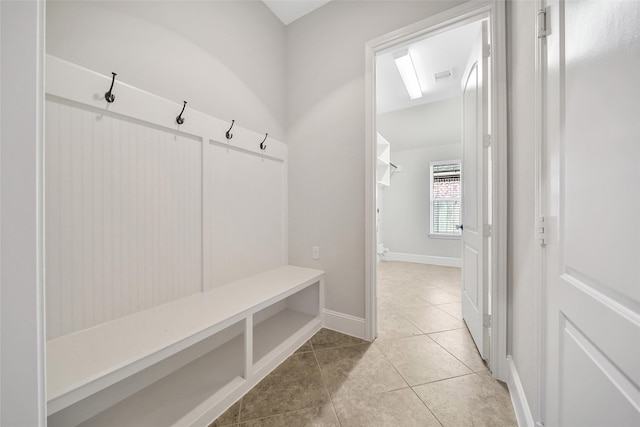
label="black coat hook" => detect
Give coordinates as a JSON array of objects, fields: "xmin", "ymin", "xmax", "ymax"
[
  {"xmin": 105, "ymin": 72, "xmax": 117, "ymax": 103},
  {"xmin": 260, "ymin": 133, "xmax": 268, "ymax": 150},
  {"xmin": 176, "ymin": 101, "xmax": 187, "ymax": 125},
  {"xmin": 226, "ymin": 120, "xmax": 235, "ymax": 140}
]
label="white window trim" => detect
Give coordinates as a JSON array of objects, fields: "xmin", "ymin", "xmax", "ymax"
[{"xmin": 429, "ymin": 159, "xmax": 462, "ymax": 239}]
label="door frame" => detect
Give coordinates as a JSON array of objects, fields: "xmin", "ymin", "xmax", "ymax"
[{"xmin": 363, "ymin": 0, "xmax": 509, "ymax": 381}]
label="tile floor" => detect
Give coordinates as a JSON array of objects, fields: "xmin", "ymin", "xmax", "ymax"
[{"xmin": 210, "ymin": 261, "xmax": 517, "ymax": 426}]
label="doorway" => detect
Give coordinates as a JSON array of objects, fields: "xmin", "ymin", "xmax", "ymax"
[{"xmin": 364, "ymin": 1, "xmax": 508, "ymax": 380}]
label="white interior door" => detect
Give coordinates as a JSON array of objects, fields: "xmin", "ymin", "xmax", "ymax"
[
  {"xmin": 542, "ymin": 1, "xmax": 640, "ymax": 425},
  {"xmin": 461, "ymin": 21, "xmax": 490, "ymax": 360}
]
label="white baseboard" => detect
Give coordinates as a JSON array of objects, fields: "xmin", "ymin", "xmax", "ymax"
[
  {"xmin": 506, "ymin": 355, "xmax": 536, "ymax": 427},
  {"xmin": 385, "ymin": 252, "xmax": 462, "ymax": 268},
  {"xmin": 323, "ymin": 309, "xmax": 367, "ymax": 340}
]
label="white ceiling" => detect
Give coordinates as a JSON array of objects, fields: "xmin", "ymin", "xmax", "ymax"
[
  {"xmin": 263, "ymin": 0, "xmax": 330, "ymax": 25},
  {"xmin": 376, "ymin": 20, "xmax": 481, "ymax": 114}
]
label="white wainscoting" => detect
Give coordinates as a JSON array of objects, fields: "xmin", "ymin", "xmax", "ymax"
[
  {"xmin": 45, "ymin": 56, "xmax": 287, "ymax": 339},
  {"xmin": 203, "ymin": 141, "xmax": 286, "ymax": 290},
  {"xmin": 45, "ymin": 99, "xmax": 203, "ymax": 338}
]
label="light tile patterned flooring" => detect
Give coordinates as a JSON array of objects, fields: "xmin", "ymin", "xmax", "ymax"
[{"xmin": 211, "ymin": 261, "xmax": 517, "ymax": 426}]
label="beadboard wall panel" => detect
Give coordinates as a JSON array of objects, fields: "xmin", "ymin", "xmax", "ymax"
[
  {"xmin": 203, "ymin": 142, "xmax": 286, "ymax": 290},
  {"xmin": 44, "ymin": 56, "xmax": 287, "ymax": 340},
  {"xmin": 45, "ymin": 98, "xmax": 203, "ymax": 339}
]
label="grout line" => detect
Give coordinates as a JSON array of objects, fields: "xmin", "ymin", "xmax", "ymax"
[
  {"xmin": 311, "ymin": 344, "xmax": 343, "ymax": 427},
  {"xmin": 408, "ymin": 384, "xmax": 444, "ymax": 427}
]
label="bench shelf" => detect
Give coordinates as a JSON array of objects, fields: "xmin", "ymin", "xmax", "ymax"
[{"xmin": 47, "ymin": 265, "xmax": 324, "ymax": 427}]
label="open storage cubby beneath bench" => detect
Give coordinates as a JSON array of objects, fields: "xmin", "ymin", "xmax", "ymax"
[{"xmin": 47, "ymin": 266, "xmax": 324, "ymax": 427}]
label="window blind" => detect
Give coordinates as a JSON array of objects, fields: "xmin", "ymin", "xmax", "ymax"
[{"xmin": 431, "ymin": 162, "xmax": 461, "ymax": 236}]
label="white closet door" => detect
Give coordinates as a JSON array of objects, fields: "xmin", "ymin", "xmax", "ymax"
[
  {"xmin": 542, "ymin": 0, "xmax": 640, "ymax": 425},
  {"xmin": 461, "ymin": 21, "xmax": 490, "ymax": 360}
]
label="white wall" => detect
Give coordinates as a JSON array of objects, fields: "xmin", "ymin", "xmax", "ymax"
[
  {"xmin": 506, "ymin": 0, "xmax": 539, "ymax": 419},
  {"xmin": 382, "ymin": 144, "xmax": 462, "ymax": 261},
  {"xmin": 0, "ymin": 1, "xmax": 46, "ymax": 425},
  {"xmin": 46, "ymin": 0, "xmax": 286, "ymax": 141},
  {"xmin": 377, "ymin": 97, "xmax": 463, "ymax": 151},
  {"xmin": 287, "ymin": 0, "xmax": 464, "ymax": 320}
]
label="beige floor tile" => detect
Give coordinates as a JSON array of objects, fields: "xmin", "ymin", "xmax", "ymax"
[
  {"xmin": 378, "ymin": 291, "xmax": 432, "ymax": 310},
  {"xmin": 414, "ymin": 373, "xmax": 517, "ymax": 427},
  {"xmin": 295, "ymin": 339, "xmax": 313, "ymax": 353},
  {"xmin": 333, "ymin": 387, "xmax": 441, "ymax": 426},
  {"xmin": 266, "ymin": 352, "xmax": 322, "ymax": 384},
  {"xmin": 239, "ymin": 375, "xmax": 330, "ymax": 422},
  {"xmin": 239, "ymin": 405, "xmax": 339, "ymax": 427},
  {"xmin": 408, "ymin": 287, "xmax": 461, "ymax": 305},
  {"xmin": 375, "ymin": 335, "xmax": 472, "ymax": 386},
  {"xmin": 377, "ymin": 309, "xmax": 424, "ymax": 340},
  {"xmin": 428, "ymin": 328, "xmax": 488, "ymax": 372},
  {"xmin": 209, "ymin": 399, "xmax": 241, "ymax": 426},
  {"xmin": 310, "ymin": 328, "xmax": 368, "ymax": 351},
  {"xmin": 435, "ymin": 303, "xmax": 462, "ymax": 319},
  {"xmin": 315, "ymin": 343, "xmax": 407, "ymax": 400},
  {"xmin": 398, "ymin": 306, "xmax": 464, "ymax": 334}
]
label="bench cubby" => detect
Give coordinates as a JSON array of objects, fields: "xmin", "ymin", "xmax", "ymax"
[{"xmin": 47, "ymin": 266, "xmax": 324, "ymax": 427}]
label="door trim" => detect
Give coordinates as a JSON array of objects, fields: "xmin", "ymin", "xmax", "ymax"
[{"xmin": 363, "ymin": 0, "xmax": 509, "ymax": 381}]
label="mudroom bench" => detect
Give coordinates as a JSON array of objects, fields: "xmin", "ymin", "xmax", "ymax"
[{"xmin": 47, "ymin": 265, "xmax": 324, "ymax": 427}]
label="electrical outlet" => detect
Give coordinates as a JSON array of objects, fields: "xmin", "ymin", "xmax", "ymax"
[{"xmin": 312, "ymin": 246, "xmax": 320, "ymax": 260}]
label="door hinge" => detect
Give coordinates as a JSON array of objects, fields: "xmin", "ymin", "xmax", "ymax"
[
  {"xmin": 483, "ymin": 224, "xmax": 492, "ymax": 238},
  {"xmin": 483, "ymin": 134, "xmax": 492, "ymax": 148},
  {"xmin": 483, "ymin": 314, "xmax": 492, "ymax": 327},
  {"xmin": 483, "ymin": 43, "xmax": 491, "ymax": 58},
  {"xmin": 537, "ymin": 8, "xmax": 548, "ymax": 38},
  {"xmin": 536, "ymin": 216, "xmax": 548, "ymax": 245}
]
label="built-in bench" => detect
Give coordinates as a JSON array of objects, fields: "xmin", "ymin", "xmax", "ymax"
[{"xmin": 47, "ymin": 265, "xmax": 324, "ymax": 427}]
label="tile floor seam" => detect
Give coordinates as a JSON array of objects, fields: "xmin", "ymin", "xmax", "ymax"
[
  {"xmin": 426, "ymin": 332, "xmax": 489, "ymax": 374},
  {"xmin": 407, "ymin": 383, "xmax": 445, "ymax": 427},
  {"xmin": 236, "ymin": 396, "xmax": 243, "ymax": 426},
  {"xmin": 410, "ymin": 371, "xmax": 477, "ymax": 388},
  {"xmin": 236, "ymin": 404, "xmax": 333, "ymax": 426},
  {"xmin": 371, "ymin": 338, "xmax": 414, "ymax": 391},
  {"xmin": 311, "ymin": 345, "xmax": 343, "ymax": 427}
]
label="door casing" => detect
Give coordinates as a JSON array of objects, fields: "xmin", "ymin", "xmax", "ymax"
[{"xmin": 364, "ymin": 0, "xmax": 509, "ymax": 381}]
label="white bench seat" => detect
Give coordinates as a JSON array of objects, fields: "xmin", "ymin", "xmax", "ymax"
[{"xmin": 47, "ymin": 265, "xmax": 324, "ymax": 426}]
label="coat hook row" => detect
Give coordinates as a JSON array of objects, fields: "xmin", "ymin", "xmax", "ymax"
[
  {"xmin": 226, "ymin": 120, "xmax": 235, "ymax": 140},
  {"xmin": 260, "ymin": 133, "xmax": 268, "ymax": 150},
  {"xmin": 176, "ymin": 101, "xmax": 187, "ymax": 125},
  {"xmin": 105, "ymin": 72, "xmax": 117, "ymax": 103}
]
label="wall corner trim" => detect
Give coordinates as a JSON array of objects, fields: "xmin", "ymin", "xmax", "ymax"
[
  {"xmin": 323, "ymin": 310, "xmax": 367, "ymax": 340},
  {"xmin": 506, "ymin": 355, "xmax": 537, "ymax": 427}
]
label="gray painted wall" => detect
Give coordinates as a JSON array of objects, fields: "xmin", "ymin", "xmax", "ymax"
[
  {"xmin": 507, "ymin": 0, "xmax": 539, "ymax": 417},
  {"xmin": 46, "ymin": 1, "xmax": 287, "ymax": 141},
  {"xmin": 377, "ymin": 97, "xmax": 462, "ymax": 151},
  {"xmin": 382, "ymin": 144, "xmax": 463, "ymax": 260}
]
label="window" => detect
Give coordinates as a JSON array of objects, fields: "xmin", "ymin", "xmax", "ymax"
[{"xmin": 430, "ymin": 161, "xmax": 461, "ymax": 237}]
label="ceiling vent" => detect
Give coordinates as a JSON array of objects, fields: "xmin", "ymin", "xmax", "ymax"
[{"xmin": 434, "ymin": 69, "xmax": 453, "ymax": 81}]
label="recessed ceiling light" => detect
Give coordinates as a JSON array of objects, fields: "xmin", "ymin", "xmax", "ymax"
[{"xmin": 393, "ymin": 50, "xmax": 422, "ymax": 100}]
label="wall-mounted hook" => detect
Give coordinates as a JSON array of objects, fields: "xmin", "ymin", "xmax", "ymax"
[
  {"xmin": 105, "ymin": 72, "xmax": 117, "ymax": 103},
  {"xmin": 225, "ymin": 120, "xmax": 235, "ymax": 140},
  {"xmin": 260, "ymin": 133, "xmax": 268, "ymax": 150},
  {"xmin": 176, "ymin": 101, "xmax": 187, "ymax": 125}
]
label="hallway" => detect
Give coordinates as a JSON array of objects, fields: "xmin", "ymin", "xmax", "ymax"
[{"xmin": 211, "ymin": 261, "xmax": 517, "ymax": 426}]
